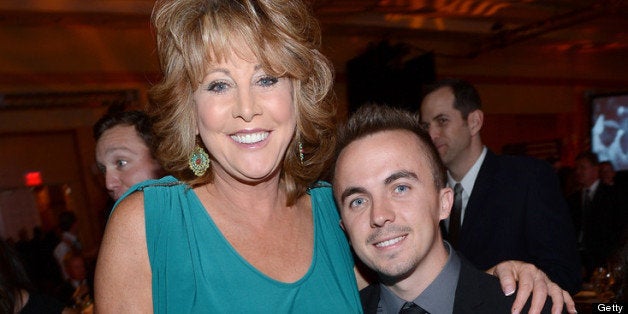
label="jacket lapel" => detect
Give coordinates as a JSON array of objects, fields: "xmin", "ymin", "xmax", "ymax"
[
  {"xmin": 458, "ymin": 150, "xmax": 498, "ymax": 247},
  {"xmin": 453, "ymin": 258, "xmax": 486, "ymax": 313}
]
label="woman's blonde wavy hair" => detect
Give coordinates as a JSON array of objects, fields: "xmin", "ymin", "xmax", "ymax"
[{"xmin": 148, "ymin": 0, "xmax": 337, "ymax": 205}]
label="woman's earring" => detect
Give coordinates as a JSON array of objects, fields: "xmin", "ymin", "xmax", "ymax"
[
  {"xmin": 189, "ymin": 144, "xmax": 210, "ymax": 176},
  {"xmin": 298, "ymin": 142, "xmax": 304, "ymax": 164}
]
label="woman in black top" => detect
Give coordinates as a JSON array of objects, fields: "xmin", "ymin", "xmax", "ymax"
[{"xmin": 0, "ymin": 238, "xmax": 69, "ymax": 314}]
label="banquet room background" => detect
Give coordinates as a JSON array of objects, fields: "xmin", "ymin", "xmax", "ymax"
[{"xmin": 0, "ymin": 0, "xmax": 627, "ymax": 255}]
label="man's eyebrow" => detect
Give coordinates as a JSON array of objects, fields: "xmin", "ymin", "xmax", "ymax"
[
  {"xmin": 384, "ymin": 170, "xmax": 418, "ymax": 185},
  {"xmin": 421, "ymin": 113, "xmax": 446, "ymax": 125},
  {"xmin": 105, "ymin": 146, "xmax": 135, "ymax": 155},
  {"xmin": 432, "ymin": 113, "xmax": 447, "ymax": 121},
  {"xmin": 340, "ymin": 186, "xmax": 367, "ymax": 204}
]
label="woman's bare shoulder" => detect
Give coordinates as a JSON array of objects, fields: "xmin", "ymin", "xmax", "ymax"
[
  {"xmin": 95, "ymin": 191, "xmax": 152, "ymax": 312},
  {"xmin": 99, "ymin": 191, "xmax": 148, "ymax": 258},
  {"xmin": 108, "ymin": 191, "xmax": 146, "ymax": 231}
]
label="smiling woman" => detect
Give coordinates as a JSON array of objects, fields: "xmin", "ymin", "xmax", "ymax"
[
  {"xmin": 192, "ymin": 57, "xmax": 297, "ymax": 184},
  {"xmin": 93, "ymin": 0, "xmax": 359, "ymax": 312}
]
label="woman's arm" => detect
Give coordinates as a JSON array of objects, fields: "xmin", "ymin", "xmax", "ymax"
[
  {"xmin": 489, "ymin": 260, "xmax": 576, "ymax": 314},
  {"xmin": 94, "ymin": 192, "xmax": 153, "ymax": 313}
]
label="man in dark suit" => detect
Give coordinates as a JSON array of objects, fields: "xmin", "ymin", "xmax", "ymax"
[
  {"xmin": 332, "ymin": 104, "xmax": 553, "ymax": 314},
  {"xmin": 567, "ymin": 152, "xmax": 625, "ymax": 280},
  {"xmin": 419, "ymin": 78, "xmax": 581, "ymax": 294}
]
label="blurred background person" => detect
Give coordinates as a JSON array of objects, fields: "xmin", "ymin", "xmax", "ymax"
[
  {"xmin": 599, "ymin": 161, "xmax": 616, "ymax": 186},
  {"xmin": 54, "ymin": 252, "xmax": 93, "ymax": 310},
  {"xmin": 93, "ymin": 110, "xmax": 165, "ymax": 202},
  {"xmin": 0, "ymin": 238, "xmax": 71, "ymax": 314},
  {"xmin": 13, "ymin": 226, "xmax": 63, "ymax": 297},
  {"xmin": 53, "ymin": 211, "xmax": 82, "ymax": 281},
  {"xmin": 419, "ymin": 78, "xmax": 582, "ymax": 294},
  {"xmin": 567, "ymin": 152, "xmax": 624, "ymax": 281},
  {"xmin": 599, "ymin": 160, "xmax": 628, "ymax": 192}
]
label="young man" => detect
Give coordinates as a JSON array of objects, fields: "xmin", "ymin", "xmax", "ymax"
[
  {"xmin": 332, "ymin": 104, "xmax": 553, "ymax": 313},
  {"xmin": 419, "ymin": 78, "xmax": 581, "ymax": 294},
  {"xmin": 94, "ymin": 110, "xmax": 165, "ymax": 201}
]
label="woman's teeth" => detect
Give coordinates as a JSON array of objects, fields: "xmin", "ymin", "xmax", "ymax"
[{"xmin": 231, "ymin": 132, "xmax": 269, "ymax": 144}]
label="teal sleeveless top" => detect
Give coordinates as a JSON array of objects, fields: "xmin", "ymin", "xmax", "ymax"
[{"xmin": 117, "ymin": 176, "xmax": 361, "ymax": 313}]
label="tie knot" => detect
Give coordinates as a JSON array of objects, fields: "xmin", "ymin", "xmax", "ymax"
[
  {"xmin": 399, "ymin": 302, "xmax": 429, "ymax": 314},
  {"xmin": 454, "ymin": 183, "xmax": 463, "ymax": 194}
]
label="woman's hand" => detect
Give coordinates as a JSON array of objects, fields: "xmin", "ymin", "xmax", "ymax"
[{"xmin": 488, "ymin": 260, "xmax": 576, "ymax": 314}]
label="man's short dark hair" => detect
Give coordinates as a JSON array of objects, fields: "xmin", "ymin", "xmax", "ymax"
[
  {"xmin": 93, "ymin": 110, "xmax": 157, "ymax": 157},
  {"xmin": 334, "ymin": 103, "xmax": 447, "ymax": 190},
  {"xmin": 423, "ymin": 78, "xmax": 481, "ymax": 119}
]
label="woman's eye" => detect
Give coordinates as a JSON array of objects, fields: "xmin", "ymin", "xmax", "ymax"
[
  {"xmin": 115, "ymin": 160, "xmax": 128, "ymax": 168},
  {"xmin": 206, "ymin": 81, "xmax": 229, "ymax": 93},
  {"xmin": 258, "ymin": 76, "xmax": 279, "ymax": 87}
]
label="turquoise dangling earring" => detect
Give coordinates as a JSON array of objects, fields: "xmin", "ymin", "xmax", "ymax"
[
  {"xmin": 189, "ymin": 144, "xmax": 210, "ymax": 176},
  {"xmin": 298, "ymin": 141, "xmax": 304, "ymax": 164}
]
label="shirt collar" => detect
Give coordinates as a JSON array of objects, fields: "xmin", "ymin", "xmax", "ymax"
[
  {"xmin": 585, "ymin": 179, "xmax": 600, "ymax": 196},
  {"xmin": 378, "ymin": 241, "xmax": 461, "ymax": 314},
  {"xmin": 447, "ymin": 146, "xmax": 487, "ymax": 194}
]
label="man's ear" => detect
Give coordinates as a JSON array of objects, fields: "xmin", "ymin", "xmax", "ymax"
[
  {"xmin": 439, "ymin": 187, "xmax": 453, "ymax": 220},
  {"xmin": 468, "ymin": 109, "xmax": 484, "ymax": 136}
]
